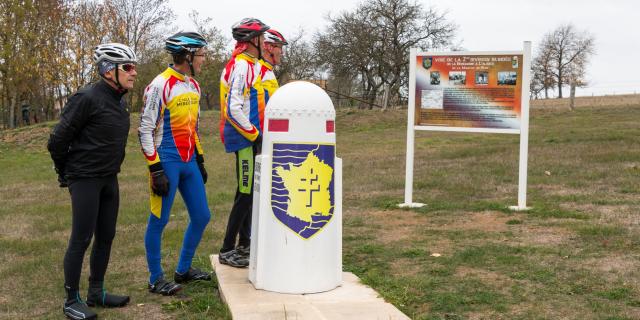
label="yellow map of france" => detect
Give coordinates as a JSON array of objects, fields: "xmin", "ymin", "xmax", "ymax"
[{"xmin": 275, "ymin": 152, "xmax": 333, "ymax": 223}]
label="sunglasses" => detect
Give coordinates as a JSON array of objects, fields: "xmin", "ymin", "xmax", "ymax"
[{"xmin": 117, "ymin": 63, "xmax": 136, "ymax": 72}]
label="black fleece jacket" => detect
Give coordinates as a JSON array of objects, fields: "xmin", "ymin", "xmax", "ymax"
[{"xmin": 48, "ymin": 80, "xmax": 130, "ymax": 179}]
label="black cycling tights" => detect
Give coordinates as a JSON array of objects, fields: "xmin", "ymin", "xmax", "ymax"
[
  {"xmin": 64, "ymin": 176, "xmax": 119, "ymax": 290},
  {"xmin": 221, "ymin": 146, "xmax": 257, "ymax": 253}
]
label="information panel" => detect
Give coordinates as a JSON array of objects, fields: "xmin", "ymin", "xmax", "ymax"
[
  {"xmin": 402, "ymin": 43, "xmax": 532, "ymax": 210},
  {"xmin": 415, "ymin": 53, "xmax": 523, "ymax": 130}
]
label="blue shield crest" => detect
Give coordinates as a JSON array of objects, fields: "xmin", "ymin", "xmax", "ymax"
[
  {"xmin": 422, "ymin": 57, "xmax": 432, "ymax": 69},
  {"xmin": 271, "ymin": 143, "xmax": 335, "ymax": 239}
]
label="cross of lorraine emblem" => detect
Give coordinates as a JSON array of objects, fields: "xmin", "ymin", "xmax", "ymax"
[{"xmin": 271, "ymin": 143, "xmax": 335, "ymax": 239}]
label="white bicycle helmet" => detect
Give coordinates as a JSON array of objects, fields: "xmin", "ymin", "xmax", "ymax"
[
  {"xmin": 93, "ymin": 43, "xmax": 137, "ymax": 64},
  {"xmin": 264, "ymin": 29, "xmax": 288, "ymax": 45}
]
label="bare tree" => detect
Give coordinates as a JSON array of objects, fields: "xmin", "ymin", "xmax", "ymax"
[
  {"xmin": 532, "ymin": 44, "xmax": 556, "ymax": 99},
  {"xmin": 188, "ymin": 10, "xmax": 227, "ymax": 110},
  {"xmin": 104, "ymin": 0, "xmax": 175, "ymax": 110},
  {"xmin": 540, "ymin": 24, "xmax": 595, "ymax": 99},
  {"xmin": 105, "ymin": 0, "xmax": 174, "ymax": 57},
  {"xmin": 315, "ymin": 0, "xmax": 456, "ymax": 109},
  {"xmin": 530, "ymin": 70, "xmax": 544, "ymax": 100},
  {"xmin": 366, "ymin": 0, "xmax": 456, "ymax": 109},
  {"xmin": 566, "ymin": 52, "xmax": 589, "ymax": 110},
  {"xmin": 276, "ymin": 29, "xmax": 319, "ymax": 84},
  {"xmin": 315, "ymin": 9, "xmax": 378, "ymax": 108}
]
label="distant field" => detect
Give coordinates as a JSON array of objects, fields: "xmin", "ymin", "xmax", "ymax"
[
  {"xmin": 531, "ymin": 93, "xmax": 640, "ymax": 109},
  {"xmin": 1, "ymin": 98, "xmax": 639, "ymax": 319}
]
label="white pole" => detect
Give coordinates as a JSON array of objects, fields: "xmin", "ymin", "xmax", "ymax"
[
  {"xmin": 400, "ymin": 48, "xmax": 424, "ymax": 208},
  {"xmin": 511, "ymin": 41, "xmax": 532, "ymax": 211}
]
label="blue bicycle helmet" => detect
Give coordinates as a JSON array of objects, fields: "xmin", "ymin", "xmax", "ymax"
[{"xmin": 165, "ymin": 32, "xmax": 208, "ymax": 54}]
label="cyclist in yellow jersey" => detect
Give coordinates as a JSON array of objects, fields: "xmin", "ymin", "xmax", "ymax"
[
  {"xmin": 229, "ymin": 28, "xmax": 289, "ymax": 259},
  {"xmin": 218, "ymin": 18, "xmax": 269, "ymax": 268},
  {"xmin": 139, "ymin": 32, "xmax": 212, "ymax": 295}
]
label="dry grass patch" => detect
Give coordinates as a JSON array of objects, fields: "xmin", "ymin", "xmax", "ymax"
[
  {"xmin": 534, "ymin": 184, "xmax": 593, "ymax": 197},
  {"xmin": 0, "ymin": 125, "xmax": 51, "ymax": 149},
  {"xmin": 107, "ymin": 254, "xmax": 148, "ymax": 276},
  {"xmin": 590, "ymin": 205, "xmax": 640, "ymax": 223},
  {"xmin": 455, "ymin": 266, "xmax": 513, "ymax": 285},
  {"xmin": 388, "ymin": 258, "xmax": 424, "ymax": 278},
  {"xmin": 0, "ymin": 182, "xmax": 54, "ymax": 206},
  {"xmin": 443, "ymin": 211, "xmax": 510, "ymax": 233},
  {"xmin": 124, "ymin": 303, "xmax": 175, "ymax": 320},
  {"xmin": 464, "ymin": 311, "xmax": 512, "ymax": 320},
  {"xmin": 347, "ymin": 209, "xmax": 430, "ymax": 244},
  {"xmin": 514, "ymin": 224, "xmax": 573, "ymax": 246},
  {"xmin": 0, "ymin": 213, "xmax": 36, "ymax": 240},
  {"xmin": 584, "ymin": 255, "xmax": 640, "ymax": 278},
  {"xmin": 423, "ymin": 239, "xmax": 454, "ymax": 257}
]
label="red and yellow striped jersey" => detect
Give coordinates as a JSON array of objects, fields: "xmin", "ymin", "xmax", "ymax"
[
  {"xmin": 219, "ymin": 53, "xmax": 264, "ymax": 153},
  {"xmin": 139, "ymin": 67, "xmax": 204, "ymax": 166}
]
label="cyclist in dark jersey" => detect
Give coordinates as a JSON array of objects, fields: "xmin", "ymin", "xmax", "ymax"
[{"xmin": 48, "ymin": 43, "xmax": 137, "ymax": 320}]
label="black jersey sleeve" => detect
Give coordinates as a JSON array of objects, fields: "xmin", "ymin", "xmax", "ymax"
[{"xmin": 47, "ymin": 92, "xmax": 91, "ymax": 173}]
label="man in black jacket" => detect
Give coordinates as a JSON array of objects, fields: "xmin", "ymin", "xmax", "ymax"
[{"xmin": 48, "ymin": 43, "xmax": 137, "ymax": 320}]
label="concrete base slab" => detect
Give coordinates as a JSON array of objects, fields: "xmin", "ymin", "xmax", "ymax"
[
  {"xmin": 211, "ymin": 255, "xmax": 410, "ymax": 320},
  {"xmin": 509, "ymin": 205, "xmax": 532, "ymax": 211},
  {"xmin": 398, "ymin": 202, "xmax": 426, "ymax": 208}
]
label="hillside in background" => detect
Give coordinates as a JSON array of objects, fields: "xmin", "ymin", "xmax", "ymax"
[{"xmin": 531, "ymin": 94, "xmax": 640, "ymax": 109}]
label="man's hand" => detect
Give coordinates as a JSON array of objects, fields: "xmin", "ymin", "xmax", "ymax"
[
  {"xmin": 54, "ymin": 166, "xmax": 68, "ymax": 188},
  {"xmin": 254, "ymin": 133, "xmax": 262, "ymax": 155},
  {"xmin": 57, "ymin": 174, "xmax": 68, "ymax": 188},
  {"xmin": 196, "ymin": 154, "xmax": 208, "ymax": 184},
  {"xmin": 149, "ymin": 163, "xmax": 169, "ymax": 196}
]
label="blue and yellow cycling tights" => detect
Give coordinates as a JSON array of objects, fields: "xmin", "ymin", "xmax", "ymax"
[{"xmin": 144, "ymin": 160, "xmax": 211, "ymax": 284}]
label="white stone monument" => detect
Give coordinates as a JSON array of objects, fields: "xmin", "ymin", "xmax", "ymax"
[{"xmin": 248, "ymin": 81, "xmax": 343, "ymax": 294}]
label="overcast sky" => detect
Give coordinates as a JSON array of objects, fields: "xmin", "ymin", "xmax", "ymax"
[{"xmin": 168, "ymin": 0, "xmax": 639, "ymax": 96}]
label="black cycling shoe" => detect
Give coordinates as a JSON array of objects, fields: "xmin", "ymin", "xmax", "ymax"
[
  {"xmin": 86, "ymin": 288, "xmax": 130, "ymax": 308},
  {"xmin": 174, "ymin": 267, "xmax": 212, "ymax": 283},
  {"xmin": 148, "ymin": 278, "xmax": 182, "ymax": 296},
  {"xmin": 219, "ymin": 249, "xmax": 249, "ymax": 268},
  {"xmin": 63, "ymin": 299, "xmax": 97, "ymax": 320},
  {"xmin": 236, "ymin": 245, "xmax": 250, "ymax": 260}
]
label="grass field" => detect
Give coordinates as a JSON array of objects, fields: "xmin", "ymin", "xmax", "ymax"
[{"xmin": 1, "ymin": 101, "xmax": 639, "ymax": 319}]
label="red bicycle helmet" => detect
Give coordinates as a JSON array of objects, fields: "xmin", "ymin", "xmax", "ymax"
[{"xmin": 232, "ymin": 18, "xmax": 269, "ymax": 42}]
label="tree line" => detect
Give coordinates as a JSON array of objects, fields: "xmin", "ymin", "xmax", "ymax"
[
  {"xmin": 0, "ymin": 0, "xmax": 594, "ymax": 129},
  {"xmin": 1, "ymin": 0, "xmax": 175, "ymax": 128},
  {"xmin": 0, "ymin": 0, "xmax": 460, "ymax": 128}
]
